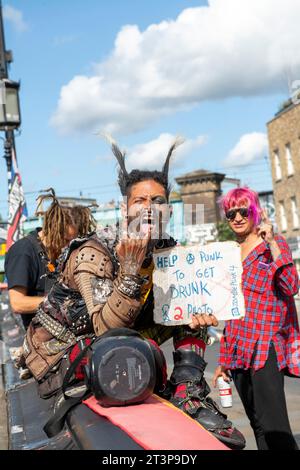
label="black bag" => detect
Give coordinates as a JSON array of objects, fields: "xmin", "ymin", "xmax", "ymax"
[{"xmin": 37, "ymin": 356, "xmax": 71, "ymax": 399}]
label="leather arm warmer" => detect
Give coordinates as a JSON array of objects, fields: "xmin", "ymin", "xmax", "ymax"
[
  {"xmin": 75, "ymin": 272, "xmax": 141, "ymax": 336},
  {"xmin": 71, "ymin": 242, "xmax": 142, "ymax": 336}
]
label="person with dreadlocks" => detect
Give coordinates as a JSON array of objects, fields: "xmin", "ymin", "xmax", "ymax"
[
  {"xmin": 23, "ymin": 140, "xmax": 245, "ymax": 449},
  {"xmin": 5, "ymin": 188, "xmax": 96, "ymax": 330}
]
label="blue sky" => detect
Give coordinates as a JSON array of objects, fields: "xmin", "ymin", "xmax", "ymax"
[{"xmin": 1, "ymin": 0, "xmax": 298, "ymax": 217}]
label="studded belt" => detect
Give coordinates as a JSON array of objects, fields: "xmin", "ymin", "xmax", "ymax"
[{"xmin": 36, "ymin": 308, "xmax": 76, "ymax": 344}]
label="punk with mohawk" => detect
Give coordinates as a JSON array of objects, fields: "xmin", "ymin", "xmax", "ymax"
[
  {"xmin": 108, "ymin": 136, "xmax": 184, "ymax": 198},
  {"xmin": 23, "ymin": 137, "xmax": 245, "ymax": 450}
]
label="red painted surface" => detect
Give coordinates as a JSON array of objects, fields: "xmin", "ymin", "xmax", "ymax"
[{"xmin": 83, "ymin": 394, "xmax": 229, "ymax": 451}]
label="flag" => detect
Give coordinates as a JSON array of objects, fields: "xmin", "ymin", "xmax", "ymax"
[{"xmin": 6, "ymin": 146, "xmax": 27, "ymax": 251}]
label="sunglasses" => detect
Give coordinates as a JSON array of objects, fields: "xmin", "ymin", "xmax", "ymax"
[{"xmin": 225, "ymin": 207, "xmax": 250, "ymax": 221}]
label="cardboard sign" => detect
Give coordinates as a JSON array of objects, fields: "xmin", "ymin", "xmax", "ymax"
[{"xmin": 153, "ymin": 241, "xmax": 245, "ymax": 325}]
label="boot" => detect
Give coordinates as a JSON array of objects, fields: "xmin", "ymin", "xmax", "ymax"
[{"xmin": 169, "ymin": 349, "xmax": 246, "ymax": 450}]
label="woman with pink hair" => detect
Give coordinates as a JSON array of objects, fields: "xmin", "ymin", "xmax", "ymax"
[{"xmin": 213, "ymin": 187, "xmax": 300, "ymax": 450}]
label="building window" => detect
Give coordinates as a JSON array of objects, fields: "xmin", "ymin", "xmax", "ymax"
[
  {"xmin": 285, "ymin": 143, "xmax": 294, "ymax": 176},
  {"xmin": 291, "ymin": 197, "xmax": 299, "ymax": 229},
  {"xmin": 279, "ymin": 202, "xmax": 287, "ymax": 232},
  {"xmin": 274, "ymin": 150, "xmax": 282, "ymax": 180}
]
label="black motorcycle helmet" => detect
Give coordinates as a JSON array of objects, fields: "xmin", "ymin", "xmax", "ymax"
[{"xmin": 85, "ymin": 328, "xmax": 166, "ymax": 407}]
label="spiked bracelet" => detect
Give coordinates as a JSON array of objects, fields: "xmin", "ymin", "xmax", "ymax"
[{"xmin": 116, "ymin": 273, "xmax": 143, "ymax": 299}]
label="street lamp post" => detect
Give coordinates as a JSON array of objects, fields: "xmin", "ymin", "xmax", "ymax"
[{"xmin": 0, "ymin": 1, "xmax": 21, "ymax": 195}]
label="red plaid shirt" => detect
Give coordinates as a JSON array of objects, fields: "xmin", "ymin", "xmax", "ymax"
[{"xmin": 219, "ymin": 235, "xmax": 300, "ymax": 376}]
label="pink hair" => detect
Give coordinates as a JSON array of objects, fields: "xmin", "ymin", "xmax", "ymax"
[{"xmin": 219, "ymin": 187, "xmax": 262, "ymax": 226}]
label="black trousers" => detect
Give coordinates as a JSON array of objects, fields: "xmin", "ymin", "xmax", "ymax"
[{"xmin": 231, "ymin": 343, "xmax": 298, "ymax": 450}]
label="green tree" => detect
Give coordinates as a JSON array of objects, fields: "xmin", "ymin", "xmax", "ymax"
[{"xmin": 216, "ymin": 221, "xmax": 235, "ymax": 242}]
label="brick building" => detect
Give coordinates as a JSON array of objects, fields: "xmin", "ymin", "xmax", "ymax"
[
  {"xmin": 267, "ymin": 101, "xmax": 300, "ymax": 268},
  {"xmin": 175, "ymin": 170, "xmax": 225, "ymax": 225}
]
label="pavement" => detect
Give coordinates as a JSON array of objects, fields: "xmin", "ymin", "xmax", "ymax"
[
  {"xmin": 0, "ymin": 306, "xmax": 8, "ymax": 450},
  {"xmin": 161, "ymin": 295, "xmax": 300, "ymax": 450},
  {"xmin": 0, "ymin": 305, "xmax": 18, "ymax": 451},
  {"xmin": 0, "ymin": 362, "xmax": 8, "ymax": 450},
  {"xmin": 0, "ymin": 297, "xmax": 300, "ymax": 451},
  {"xmin": 160, "ymin": 339, "xmax": 300, "ymax": 450}
]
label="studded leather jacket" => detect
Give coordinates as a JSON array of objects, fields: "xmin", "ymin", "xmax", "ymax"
[{"xmin": 30, "ymin": 227, "xmax": 176, "ymax": 358}]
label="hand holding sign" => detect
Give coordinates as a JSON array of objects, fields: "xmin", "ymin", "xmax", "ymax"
[{"xmin": 189, "ymin": 313, "xmax": 219, "ymax": 329}]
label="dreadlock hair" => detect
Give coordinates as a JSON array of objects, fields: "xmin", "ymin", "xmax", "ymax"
[
  {"xmin": 104, "ymin": 134, "xmax": 184, "ymax": 199},
  {"xmin": 69, "ymin": 205, "xmax": 97, "ymax": 237},
  {"xmin": 36, "ymin": 188, "xmax": 97, "ymax": 262}
]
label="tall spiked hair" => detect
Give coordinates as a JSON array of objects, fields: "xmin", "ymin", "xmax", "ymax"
[{"xmin": 104, "ymin": 134, "xmax": 184, "ymax": 198}]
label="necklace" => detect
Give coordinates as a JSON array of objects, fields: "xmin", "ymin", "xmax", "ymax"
[
  {"xmin": 236, "ymin": 233, "xmax": 251, "ymax": 245},
  {"xmin": 37, "ymin": 232, "xmax": 56, "ymax": 275},
  {"xmin": 236, "ymin": 235, "xmax": 250, "ymax": 245},
  {"xmin": 236, "ymin": 232, "xmax": 262, "ymax": 246}
]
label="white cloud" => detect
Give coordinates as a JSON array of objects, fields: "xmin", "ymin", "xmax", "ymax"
[
  {"xmin": 3, "ymin": 5, "xmax": 28, "ymax": 33},
  {"xmin": 224, "ymin": 132, "xmax": 268, "ymax": 168},
  {"xmin": 51, "ymin": 0, "xmax": 300, "ymax": 136},
  {"xmin": 126, "ymin": 133, "xmax": 206, "ymax": 171}
]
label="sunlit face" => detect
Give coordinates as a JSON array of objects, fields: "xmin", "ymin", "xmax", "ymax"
[
  {"xmin": 124, "ymin": 180, "xmax": 171, "ymax": 240},
  {"xmin": 226, "ymin": 205, "xmax": 255, "ymax": 237}
]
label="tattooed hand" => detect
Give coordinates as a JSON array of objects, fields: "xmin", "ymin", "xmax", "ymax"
[
  {"xmin": 257, "ymin": 209, "xmax": 274, "ymax": 243},
  {"xmin": 116, "ymin": 219, "xmax": 151, "ymax": 275}
]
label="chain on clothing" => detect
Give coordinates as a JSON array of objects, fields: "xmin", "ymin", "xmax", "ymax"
[{"xmin": 139, "ymin": 260, "xmax": 154, "ymax": 305}]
